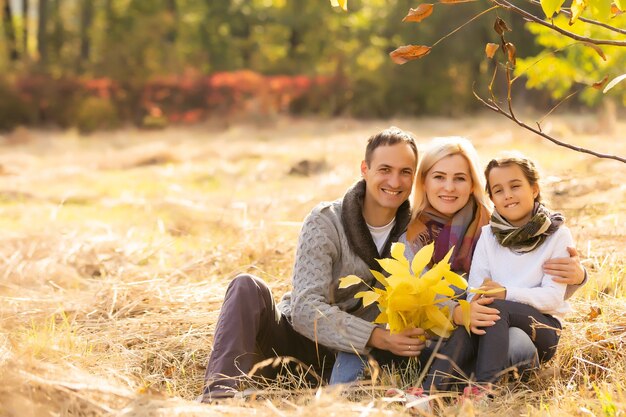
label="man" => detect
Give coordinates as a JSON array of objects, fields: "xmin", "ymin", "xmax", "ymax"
[{"xmin": 201, "ymin": 127, "xmax": 425, "ymax": 402}]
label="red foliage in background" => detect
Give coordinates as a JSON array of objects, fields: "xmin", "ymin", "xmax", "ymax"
[{"xmin": 1, "ymin": 71, "xmax": 342, "ymax": 130}]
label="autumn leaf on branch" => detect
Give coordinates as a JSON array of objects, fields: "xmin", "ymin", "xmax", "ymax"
[
  {"xmin": 330, "ymin": 0, "xmax": 348, "ymax": 11},
  {"xmin": 583, "ymin": 42, "xmax": 607, "ymax": 61},
  {"xmin": 603, "ymin": 73, "xmax": 626, "ymax": 93},
  {"xmin": 541, "ymin": 0, "xmax": 566, "ymax": 18},
  {"xmin": 504, "ymin": 41, "xmax": 517, "ymax": 65},
  {"xmin": 493, "ymin": 17, "xmax": 511, "ymax": 35},
  {"xmin": 592, "ymin": 75, "xmax": 609, "ymax": 89},
  {"xmin": 389, "ymin": 45, "xmax": 432, "ymax": 64},
  {"xmin": 485, "ymin": 42, "xmax": 500, "ymax": 58},
  {"xmin": 438, "ymin": 0, "xmax": 476, "ymax": 3},
  {"xmin": 589, "ymin": 0, "xmax": 611, "ymax": 19},
  {"xmin": 570, "ymin": 0, "xmax": 587, "ymax": 24},
  {"xmin": 403, "ymin": 4, "xmax": 434, "ymax": 22}
]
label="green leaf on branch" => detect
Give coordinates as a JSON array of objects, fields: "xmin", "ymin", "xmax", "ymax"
[
  {"xmin": 603, "ymin": 74, "xmax": 626, "ymax": 93},
  {"xmin": 330, "ymin": 0, "xmax": 348, "ymax": 11},
  {"xmin": 389, "ymin": 45, "xmax": 432, "ymax": 64},
  {"xmin": 403, "ymin": 4, "xmax": 435, "ymax": 22},
  {"xmin": 540, "ymin": 0, "xmax": 566, "ymax": 18}
]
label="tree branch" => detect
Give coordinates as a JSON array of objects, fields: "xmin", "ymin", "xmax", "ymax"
[
  {"xmin": 472, "ymin": 88, "xmax": 626, "ymax": 163},
  {"xmin": 526, "ymin": 0, "xmax": 626, "ymax": 35},
  {"xmin": 492, "ymin": 0, "xmax": 626, "ymax": 46}
]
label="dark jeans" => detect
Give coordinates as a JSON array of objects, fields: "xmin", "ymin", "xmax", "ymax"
[
  {"xmin": 424, "ymin": 299, "xmax": 561, "ymax": 391},
  {"xmin": 202, "ymin": 274, "xmax": 335, "ymax": 401}
]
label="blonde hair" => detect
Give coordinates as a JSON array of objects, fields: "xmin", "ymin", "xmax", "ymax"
[{"xmin": 411, "ymin": 136, "xmax": 492, "ymax": 220}]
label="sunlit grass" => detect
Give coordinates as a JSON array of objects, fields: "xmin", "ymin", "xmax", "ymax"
[{"xmin": 0, "ymin": 116, "xmax": 624, "ymax": 416}]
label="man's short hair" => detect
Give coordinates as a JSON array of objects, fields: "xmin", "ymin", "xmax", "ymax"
[{"xmin": 364, "ymin": 127, "xmax": 418, "ymax": 167}]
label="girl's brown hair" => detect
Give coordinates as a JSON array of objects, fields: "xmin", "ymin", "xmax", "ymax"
[{"xmin": 484, "ymin": 154, "xmax": 542, "ymax": 203}]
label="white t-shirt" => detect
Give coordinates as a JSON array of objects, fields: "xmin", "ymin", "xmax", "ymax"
[
  {"xmin": 367, "ymin": 218, "xmax": 396, "ymax": 255},
  {"xmin": 468, "ymin": 224, "xmax": 573, "ymax": 321}
]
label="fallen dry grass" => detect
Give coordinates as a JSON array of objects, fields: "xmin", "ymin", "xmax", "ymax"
[{"xmin": 0, "ymin": 114, "xmax": 624, "ymax": 416}]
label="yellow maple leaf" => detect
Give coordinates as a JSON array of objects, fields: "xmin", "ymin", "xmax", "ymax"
[
  {"xmin": 338, "ymin": 275, "xmax": 363, "ymax": 288},
  {"xmin": 355, "ymin": 290, "xmax": 380, "ymax": 307},
  {"xmin": 411, "ymin": 242, "xmax": 434, "ymax": 275},
  {"xmin": 371, "ymin": 269, "xmax": 389, "ymax": 287},
  {"xmin": 390, "ymin": 242, "xmax": 410, "ymax": 268}
]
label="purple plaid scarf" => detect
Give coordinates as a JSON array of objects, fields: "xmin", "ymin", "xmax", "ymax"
[{"xmin": 406, "ymin": 196, "xmax": 490, "ymax": 274}]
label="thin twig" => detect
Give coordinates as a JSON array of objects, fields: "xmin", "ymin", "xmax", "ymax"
[
  {"xmin": 432, "ymin": 6, "xmax": 499, "ymax": 48},
  {"xmin": 472, "ymin": 88, "xmax": 626, "ymax": 163},
  {"xmin": 511, "ymin": 43, "xmax": 579, "ymax": 83},
  {"xmin": 506, "ymin": 64, "xmax": 515, "ymax": 118},
  {"xmin": 538, "ymin": 89, "xmax": 581, "ymax": 125},
  {"xmin": 492, "ymin": 0, "xmax": 626, "ymax": 46}
]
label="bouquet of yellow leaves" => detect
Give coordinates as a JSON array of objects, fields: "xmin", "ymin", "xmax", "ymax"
[{"xmin": 339, "ymin": 242, "xmax": 471, "ymax": 338}]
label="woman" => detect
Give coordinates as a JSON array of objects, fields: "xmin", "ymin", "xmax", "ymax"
[{"xmin": 330, "ymin": 137, "xmax": 586, "ymax": 387}]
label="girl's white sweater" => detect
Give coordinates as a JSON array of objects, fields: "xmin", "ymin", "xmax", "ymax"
[{"xmin": 467, "ymin": 224, "xmax": 573, "ymax": 321}]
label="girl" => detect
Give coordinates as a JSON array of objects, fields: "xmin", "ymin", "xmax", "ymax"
[
  {"xmin": 330, "ymin": 139, "xmax": 584, "ymax": 387},
  {"xmin": 428, "ymin": 154, "xmax": 573, "ymax": 396}
]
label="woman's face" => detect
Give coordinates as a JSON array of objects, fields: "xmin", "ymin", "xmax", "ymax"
[{"xmin": 424, "ymin": 154, "xmax": 474, "ymax": 216}]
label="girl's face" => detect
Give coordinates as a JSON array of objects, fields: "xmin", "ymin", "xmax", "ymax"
[
  {"xmin": 488, "ymin": 164, "xmax": 539, "ymax": 226},
  {"xmin": 424, "ymin": 154, "xmax": 473, "ymax": 216}
]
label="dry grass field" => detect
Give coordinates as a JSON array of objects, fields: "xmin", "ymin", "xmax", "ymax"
[{"xmin": 0, "ymin": 114, "xmax": 624, "ymax": 416}]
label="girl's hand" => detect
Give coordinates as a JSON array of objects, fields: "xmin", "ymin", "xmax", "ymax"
[
  {"xmin": 469, "ymin": 297, "xmax": 500, "ymax": 335},
  {"xmin": 543, "ymin": 246, "xmax": 585, "ymax": 285}
]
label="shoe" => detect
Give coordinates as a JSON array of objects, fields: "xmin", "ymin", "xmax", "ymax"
[
  {"xmin": 459, "ymin": 383, "xmax": 493, "ymax": 406},
  {"xmin": 199, "ymin": 387, "xmax": 260, "ymax": 403},
  {"xmin": 384, "ymin": 387, "xmax": 432, "ymax": 414}
]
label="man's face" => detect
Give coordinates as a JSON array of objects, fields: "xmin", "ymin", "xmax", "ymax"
[{"xmin": 361, "ymin": 143, "xmax": 417, "ymax": 213}]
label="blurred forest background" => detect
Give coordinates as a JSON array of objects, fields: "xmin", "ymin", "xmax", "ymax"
[{"xmin": 2, "ymin": 0, "xmax": 622, "ymax": 134}]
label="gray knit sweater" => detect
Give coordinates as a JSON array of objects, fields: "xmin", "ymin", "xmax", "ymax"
[{"xmin": 278, "ymin": 180, "xmax": 411, "ymax": 355}]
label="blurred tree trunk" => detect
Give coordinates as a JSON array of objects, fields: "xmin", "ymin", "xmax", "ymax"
[
  {"xmin": 3, "ymin": 0, "xmax": 19, "ymax": 60},
  {"xmin": 165, "ymin": 0, "xmax": 178, "ymax": 72},
  {"xmin": 78, "ymin": 0, "xmax": 93, "ymax": 72},
  {"xmin": 598, "ymin": 98, "xmax": 617, "ymax": 134},
  {"xmin": 37, "ymin": 0, "xmax": 48, "ymax": 67},
  {"xmin": 201, "ymin": 1, "xmax": 229, "ymax": 72},
  {"xmin": 165, "ymin": 0, "xmax": 177, "ymax": 44},
  {"xmin": 22, "ymin": 0, "xmax": 29, "ymax": 57},
  {"xmin": 51, "ymin": 0, "xmax": 63, "ymax": 64}
]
